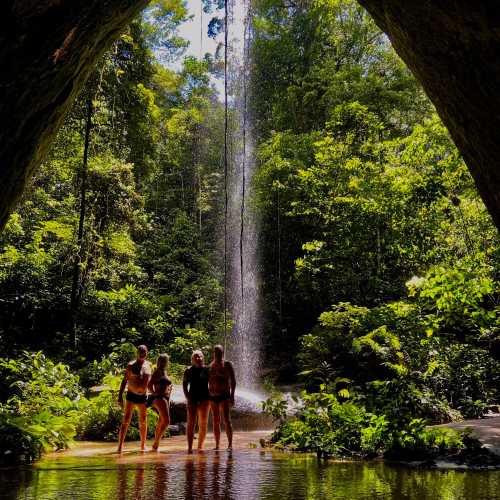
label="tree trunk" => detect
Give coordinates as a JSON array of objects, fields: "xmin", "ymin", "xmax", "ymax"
[
  {"xmin": 70, "ymin": 95, "xmax": 92, "ymax": 314},
  {"xmin": 358, "ymin": 0, "xmax": 500, "ymax": 229},
  {"xmin": 0, "ymin": 0, "xmax": 149, "ymax": 229}
]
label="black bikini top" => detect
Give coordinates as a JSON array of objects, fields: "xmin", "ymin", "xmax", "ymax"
[{"xmin": 157, "ymin": 375, "xmax": 172, "ymax": 387}]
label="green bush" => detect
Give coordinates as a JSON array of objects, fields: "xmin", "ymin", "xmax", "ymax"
[
  {"xmin": 296, "ymin": 255, "xmax": 500, "ymax": 425},
  {"xmin": 77, "ymin": 390, "xmax": 159, "ymax": 441},
  {"xmin": 274, "ymin": 391, "xmax": 373, "ymax": 457},
  {"xmin": 271, "ymin": 390, "xmax": 468, "ymax": 460},
  {"xmin": 384, "ymin": 418, "xmax": 464, "ymax": 461},
  {"xmin": 0, "ymin": 411, "xmax": 43, "ymax": 465},
  {"xmin": 0, "ymin": 352, "xmax": 84, "ymax": 464}
]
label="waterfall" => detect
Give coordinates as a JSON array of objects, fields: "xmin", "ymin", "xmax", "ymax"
[{"xmin": 223, "ymin": 0, "xmax": 262, "ymax": 389}]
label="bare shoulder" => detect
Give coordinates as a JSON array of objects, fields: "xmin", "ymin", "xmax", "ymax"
[
  {"xmin": 225, "ymin": 360, "xmax": 234, "ymax": 371},
  {"xmin": 143, "ymin": 361, "xmax": 152, "ymax": 374}
]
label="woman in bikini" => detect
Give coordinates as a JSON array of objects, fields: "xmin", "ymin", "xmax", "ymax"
[
  {"xmin": 117, "ymin": 345, "xmax": 151, "ymax": 453},
  {"xmin": 148, "ymin": 353, "xmax": 172, "ymax": 451},
  {"xmin": 208, "ymin": 344, "xmax": 236, "ymax": 450}
]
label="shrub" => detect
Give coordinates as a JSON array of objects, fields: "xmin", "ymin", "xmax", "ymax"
[
  {"xmin": 0, "ymin": 411, "xmax": 43, "ymax": 465},
  {"xmin": 273, "ymin": 391, "xmax": 373, "ymax": 457},
  {"xmin": 384, "ymin": 418, "xmax": 464, "ymax": 461},
  {"xmin": 76, "ymin": 390, "xmax": 159, "ymax": 441},
  {"xmin": 271, "ymin": 390, "xmax": 468, "ymax": 461},
  {"xmin": 0, "ymin": 352, "xmax": 84, "ymax": 464}
]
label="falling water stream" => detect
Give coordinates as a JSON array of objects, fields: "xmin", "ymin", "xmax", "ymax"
[{"xmin": 223, "ymin": 0, "xmax": 262, "ymax": 390}]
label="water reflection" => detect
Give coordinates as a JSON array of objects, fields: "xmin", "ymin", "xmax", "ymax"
[
  {"xmin": 109, "ymin": 452, "xmax": 237, "ymax": 499},
  {"xmin": 5, "ymin": 450, "xmax": 500, "ymax": 500},
  {"xmin": 183, "ymin": 452, "xmax": 235, "ymax": 499},
  {"xmin": 117, "ymin": 464, "xmax": 146, "ymax": 500},
  {"xmin": 154, "ymin": 463, "xmax": 169, "ymax": 499}
]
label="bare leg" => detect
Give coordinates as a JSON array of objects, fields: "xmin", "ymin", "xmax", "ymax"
[
  {"xmin": 222, "ymin": 400, "xmax": 233, "ymax": 449},
  {"xmin": 152, "ymin": 399, "xmax": 170, "ymax": 450},
  {"xmin": 210, "ymin": 401, "xmax": 221, "ymax": 449},
  {"xmin": 117, "ymin": 400, "xmax": 134, "ymax": 452},
  {"xmin": 187, "ymin": 400, "xmax": 197, "ymax": 453},
  {"xmin": 138, "ymin": 404, "xmax": 148, "ymax": 451},
  {"xmin": 197, "ymin": 400, "xmax": 210, "ymax": 450}
]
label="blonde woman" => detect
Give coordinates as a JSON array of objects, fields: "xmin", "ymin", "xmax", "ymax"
[{"xmin": 148, "ymin": 353, "xmax": 172, "ymax": 451}]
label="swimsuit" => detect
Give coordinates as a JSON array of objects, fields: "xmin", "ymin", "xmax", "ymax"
[
  {"xmin": 126, "ymin": 391, "xmax": 147, "ymax": 404},
  {"xmin": 157, "ymin": 374, "xmax": 172, "ymax": 388},
  {"xmin": 146, "ymin": 373, "xmax": 172, "ymax": 407},
  {"xmin": 146, "ymin": 394, "xmax": 170, "ymax": 407},
  {"xmin": 210, "ymin": 393, "xmax": 231, "ymax": 403},
  {"xmin": 208, "ymin": 362, "xmax": 231, "ymax": 402},
  {"xmin": 186, "ymin": 366, "xmax": 210, "ymax": 403}
]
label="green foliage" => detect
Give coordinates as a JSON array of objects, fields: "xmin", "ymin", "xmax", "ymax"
[
  {"xmin": 261, "ymin": 395, "xmax": 288, "ymax": 424},
  {"xmin": 0, "ymin": 410, "xmax": 43, "ymax": 465},
  {"xmin": 0, "ymin": 353, "xmax": 84, "ymax": 464},
  {"xmin": 251, "ymin": 0, "xmax": 500, "ymax": 407},
  {"xmin": 169, "ymin": 327, "xmax": 211, "ymax": 363},
  {"xmin": 272, "ymin": 391, "xmax": 468, "ymax": 460},
  {"xmin": 296, "ymin": 255, "xmax": 500, "ymax": 423},
  {"xmin": 0, "ymin": 352, "xmax": 82, "ymax": 413},
  {"xmin": 384, "ymin": 419, "xmax": 465, "ymax": 461},
  {"xmin": 0, "ymin": 7, "xmax": 224, "ymax": 364},
  {"xmin": 76, "ymin": 390, "xmax": 159, "ymax": 442},
  {"xmin": 282, "ymin": 392, "xmax": 370, "ymax": 457}
]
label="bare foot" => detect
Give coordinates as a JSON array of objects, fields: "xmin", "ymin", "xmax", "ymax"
[{"xmin": 117, "ymin": 448, "xmax": 123, "ymax": 454}]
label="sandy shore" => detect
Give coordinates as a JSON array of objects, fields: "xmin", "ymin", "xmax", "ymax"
[{"xmin": 41, "ymin": 431, "xmax": 271, "ymax": 465}]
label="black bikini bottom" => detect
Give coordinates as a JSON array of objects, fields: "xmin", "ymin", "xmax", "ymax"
[
  {"xmin": 146, "ymin": 395, "xmax": 170, "ymax": 407},
  {"xmin": 210, "ymin": 393, "xmax": 230, "ymax": 403},
  {"xmin": 126, "ymin": 391, "xmax": 147, "ymax": 404}
]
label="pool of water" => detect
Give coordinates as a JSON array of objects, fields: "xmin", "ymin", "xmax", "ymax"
[{"xmin": 2, "ymin": 448, "xmax": 500, "ymax": 500}]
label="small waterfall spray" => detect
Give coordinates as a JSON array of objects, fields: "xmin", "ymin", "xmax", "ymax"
[{"xmin": 223, "ymin": 0, "xmax": 261, "ymax": 390}]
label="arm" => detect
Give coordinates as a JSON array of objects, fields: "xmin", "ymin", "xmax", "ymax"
[
  {"xmin": 117, "ymin": 368, "xmax": 128, "ymax": 407},
  {"xmin": 227, "ymin": 361, "xmax": 236, "ymax": 406},
  {"xmin": 143, "ymin": 362, "xmax": 152, "ymax": 391},
  {"xmin": 182, "ymin": 369, "xmax": 190, "ymax": 401},
  {"xmin": 148, "ymin": 370, "xmax": 156, "ymax": 394}
]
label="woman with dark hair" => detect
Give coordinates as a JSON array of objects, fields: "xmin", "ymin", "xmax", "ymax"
[{"xmin": 148, "ymin": 353, "xmax": 172, "ymax": 451}]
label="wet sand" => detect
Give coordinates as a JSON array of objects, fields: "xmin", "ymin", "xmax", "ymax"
[{"xmin": 42, "ymin": 431, "xmax": 270, "ymax": 465}]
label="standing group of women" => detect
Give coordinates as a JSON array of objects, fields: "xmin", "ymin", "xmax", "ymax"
[{"xmin": 116, "ymin": 344, "xmax": 236, "ymax": 454}]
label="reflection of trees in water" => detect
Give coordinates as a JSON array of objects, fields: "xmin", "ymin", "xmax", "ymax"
[
  {"xmin": 0, "ymin": 468, "xmax": 34, "ymax": 499},
  {"xmin": 7, "ymin": 454, "xmax": 500, "ymax": 499}
]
